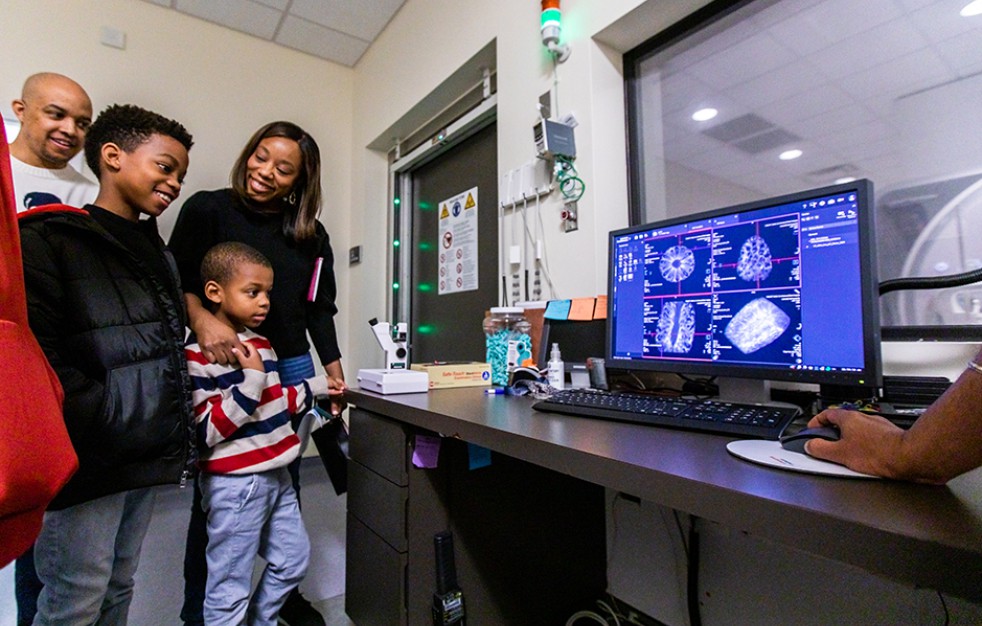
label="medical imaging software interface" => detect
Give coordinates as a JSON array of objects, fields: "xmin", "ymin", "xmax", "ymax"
[{"xmin": 610, "ymin": 188, "xmax": 868, "ymax": 375}]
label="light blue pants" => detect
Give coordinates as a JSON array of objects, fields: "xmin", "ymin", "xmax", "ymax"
[
  {"xmin": 33, "ymin": 488, "xmax": 156, "ymax": 626},
  {"xmin": 200, "ymin": 468, "xmax": 309, "ymax": 626}
]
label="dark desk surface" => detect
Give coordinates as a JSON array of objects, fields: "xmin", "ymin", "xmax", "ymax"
[{"xmin": 346, "ymin": 387, "xmax": 982, "ymax": 603}]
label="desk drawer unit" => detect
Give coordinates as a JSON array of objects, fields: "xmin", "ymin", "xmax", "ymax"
[
  {"xmin": 346, "ymin": 408, "xmax": 409, "ymax": 625},
  {"xmin": 347, "ymin": 408, "xmax": 448, "ymax": 625}
]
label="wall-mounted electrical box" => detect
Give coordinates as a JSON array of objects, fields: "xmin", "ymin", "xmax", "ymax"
[{"xmin": 534, "ymin": 118, "xmax": 576, "ymax": 159}]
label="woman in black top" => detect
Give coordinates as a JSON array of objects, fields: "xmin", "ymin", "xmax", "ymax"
[{"xmin": 169, "ymin": 121, "xmax": 344, "ymax": 625}]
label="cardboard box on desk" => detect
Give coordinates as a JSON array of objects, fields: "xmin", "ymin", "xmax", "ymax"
[{"xmin": 411, "ymin": 361, "xmax": 492, "ymax": 389}]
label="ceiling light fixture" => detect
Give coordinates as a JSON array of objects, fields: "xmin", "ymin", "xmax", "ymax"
[
  {"xmin": 835, "ymin": 176, "xmax": 857, "ymax": 184},
  {"xmin": 961, "ymin": 0, "xmax": 982, "ymax": 17},
  {"xmin": 692, "ymin": 107, "xmax": 718, "ymax": 122},
  {"xmin": 779, "ymin": 149, "xmax": 803, "ymax": 161}
]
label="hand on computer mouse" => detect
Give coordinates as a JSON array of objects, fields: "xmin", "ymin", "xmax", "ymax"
[
  {"xmin": 802, "ymin": 408, "xmax": 907, "ymax": 476},
  {"xmin": 779, "ymin": 426, "xmax": 840, "ymax": 454}
]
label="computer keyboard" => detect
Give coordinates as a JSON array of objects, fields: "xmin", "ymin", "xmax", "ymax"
[{"xmin": 532, "ymin": 389, "xmax": 799, "ymax": 439}]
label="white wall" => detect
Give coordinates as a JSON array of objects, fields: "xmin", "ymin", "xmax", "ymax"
[
  {"xmin": 343, "ymin": 0, "xmax": 712, "ymax": 374},
  {"xmin": 0, "ymin": 0, "xmax": 354, "ymax": 368}
]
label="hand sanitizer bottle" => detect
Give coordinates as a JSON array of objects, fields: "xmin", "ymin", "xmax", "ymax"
[{"xmin": 547, "ymin": 343, "xmax": 565, "ymax": 390}]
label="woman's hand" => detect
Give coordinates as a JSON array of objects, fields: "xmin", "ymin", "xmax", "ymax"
[
  {"xmin": 191, "ymin": 309, "xmax": 244, "ymax": 365},
  {"xmin": 324, "ymin": 359, "xmax": 347, "ymax": 416},
  {"xmin": 325, "ymin": 376, "xmax": 348, "ymax": 415}
]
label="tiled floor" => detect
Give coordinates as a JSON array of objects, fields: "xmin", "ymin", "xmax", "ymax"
[{"xmin": 312, "ymin": 594, "xmax": 356, "ymax": 626}]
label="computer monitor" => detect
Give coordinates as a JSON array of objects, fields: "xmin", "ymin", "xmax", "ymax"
[{"xmin": 607, "ymin": 180, "xmax": 881, "ymax": 398}]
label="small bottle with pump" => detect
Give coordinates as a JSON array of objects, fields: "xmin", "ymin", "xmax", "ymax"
[{"xmin": 547, "ymin": 343, "xmax": 565, "ymax": 390}]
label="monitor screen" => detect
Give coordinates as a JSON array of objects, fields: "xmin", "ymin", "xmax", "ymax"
[{"xmin": 607, "ymin": 180, "xmax": 881, "ymax": 388}]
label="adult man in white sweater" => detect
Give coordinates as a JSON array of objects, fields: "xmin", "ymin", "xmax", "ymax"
[{"xmin": 8, "ymin": 72, "xmax": 97, "ymax": 213}]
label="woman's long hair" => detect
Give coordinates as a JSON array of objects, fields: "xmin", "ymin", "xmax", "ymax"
[{"xmin": 230, "ymin": 121, "xmax": 322, "ymax": 241}]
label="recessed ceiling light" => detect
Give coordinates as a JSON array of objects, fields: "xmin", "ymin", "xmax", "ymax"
[
  {"xmin": 692, "ymin": 107, "xmax": 718, "ymax": 122},
  {"xmin": 779, "ymin": 149, "xmax": 802, "ymax": 161},
  {"xmin": 961, "ymin": 0, "xmax": 982, "ymax": 17},
  {"xmin": 835, "ymin": 176, "xmax": 857, "ymax": 184}
]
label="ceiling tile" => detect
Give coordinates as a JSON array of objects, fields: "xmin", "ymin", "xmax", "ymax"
[
  {"xmin": 176, "ymin": 0, "xmax": 281, "ymax": 40},
  {"xmin": 289, "ymin": 0, "xmax": 405, "ymax": 42},
  {"xmin": 755, "ymin": 83, "xmax": 854, "ymax": 130},
  {"xmin": 934, "ymin": 29, "xmax": 982, "ymax": 75},
  {"xmin": 276, "ymin": 15, "xmax": 369, "ymax": 66},
  {"xmin": 803, "ymin": 0, "xmax": 905, "ymax": 40},
  {"xmin": 141, "ymin": 0, "xmax": 174, "ymax": 7},
  {"xmin": 724, "ymin": 58, "xmax": 831, "ymax": 110},
  {"xmin": 254, "ymin": 0, "xmax": 289, "ymax": 9},
  {"xmin": 837, "ymin": 49, "xmax": 952, "ymax": 103},
  {"xmin": 687, "ymin": 33, "xmax": 796, "ymax": 90},
  {"xmin": 791, "ymin": 102, "xmax": 877, "ymax": 139},
  {"xmin": 658, "ymin": 72, "xmax": 719, "ymax": 116},
  {"xmin": 766, "ymin": 0, "xmax": 904, "ymax": 57},
  {"xmin": 807, "ymin": 18, "xmax": 929, "ymax": 78},
  {"xmin": 908, "ymin": 1, "xmax": 982, "ymax": 44}
]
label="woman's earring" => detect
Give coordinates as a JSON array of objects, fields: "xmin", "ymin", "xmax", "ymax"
[{"xmin": 286, "ymin": 190, "xmax": 297, "ymax": 205}]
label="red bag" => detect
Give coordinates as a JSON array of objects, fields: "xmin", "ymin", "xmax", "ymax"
[{"xmin": 0, "ymin": 123, "xmax": 78, "ymax": 566}]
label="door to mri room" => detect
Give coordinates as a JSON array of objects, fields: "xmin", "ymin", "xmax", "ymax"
[{"xmin": 408, "ymin": 122, "xmax": 498, "ymax": 364}]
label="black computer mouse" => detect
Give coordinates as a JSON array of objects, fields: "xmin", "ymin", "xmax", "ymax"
[{"xmin": 779, "ymin": 426, "xmax": 840, "ymax": 454}]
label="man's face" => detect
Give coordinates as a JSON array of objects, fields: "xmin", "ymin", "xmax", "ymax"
[{"xmin": 12, "ymin": 77, "xmax": 93, "ymax": 169}]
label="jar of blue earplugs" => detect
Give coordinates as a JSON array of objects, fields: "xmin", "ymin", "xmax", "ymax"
[{"xmin": 483, "ymin": 307, "xmax": 532, "ymax": 386}]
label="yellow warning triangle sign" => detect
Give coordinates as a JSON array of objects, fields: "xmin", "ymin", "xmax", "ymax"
[
  {"xmin": 464, "ymin": 193, "xmax": 476, "ymax": 209},
  {"xmin": 440, "ymin": 205, "xmax": 450, "ymax": 218}
]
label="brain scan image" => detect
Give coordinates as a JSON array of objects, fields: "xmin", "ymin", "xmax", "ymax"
[
  {"xmin": 724, "ymin": 297, "xmax": 790, "ymax": 354},
  {"xmin": 737, "ymin": 235, "xmax": 773, "ymax": 282},
  {"xmin": 655, "ymin": 301, "xmax": 696, "ymax": 353},
  {"xmin": 660, "ymin": 245, "xmax": 696, "ymax": 283}
]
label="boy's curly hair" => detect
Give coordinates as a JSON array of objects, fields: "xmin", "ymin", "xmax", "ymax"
[
  {"xmin": 84, "ymin": 104, "xmax": 193, "ymax": 178},
  {"xmin": 200, "ymin": 242, "xmax": 272, "ymax": 288}
]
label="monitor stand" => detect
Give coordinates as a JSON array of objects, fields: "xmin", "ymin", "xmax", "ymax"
[{"xmin": 715, "ymin": 377, "xmax": 772, "ymax": 405}]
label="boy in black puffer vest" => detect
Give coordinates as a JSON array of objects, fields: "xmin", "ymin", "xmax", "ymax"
[{"xmin": 18, "ymin": 104, "xmax": 195, "ymax": 625}]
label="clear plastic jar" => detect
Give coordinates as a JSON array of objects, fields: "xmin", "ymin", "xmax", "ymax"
[{"xmin": 483, "ymin": 307, "xmax": 532, "ymax": 386}]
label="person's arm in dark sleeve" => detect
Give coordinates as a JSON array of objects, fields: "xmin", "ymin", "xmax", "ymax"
[
  {"xmin": 306, "ymin": 231, "xmax": 342, "ymax": 366},
  {"xmin": 306, "ymin": 230, "xmax": 346, "ymax": 413},
  {"xmin": 169, "ymin": 191, "xmax": 243, "ymax": 364},
  {"xmin": 168, "ymin": 191, "xmax": 214, "ymax": 300}
]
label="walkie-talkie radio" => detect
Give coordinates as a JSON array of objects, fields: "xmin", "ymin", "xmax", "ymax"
[{"xmin": 432, "ymin": 531, "xmax": 465, "ymax": 625}]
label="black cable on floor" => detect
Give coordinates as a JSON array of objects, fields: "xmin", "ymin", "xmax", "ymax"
[{"xmin": 687, "ymin": 516, "xmax": 701, "ymax": 626}]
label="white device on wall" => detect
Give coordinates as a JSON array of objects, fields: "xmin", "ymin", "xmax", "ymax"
[{"xmin": 533, "ymin": 118, "xmax": 576, "ymax": 160}]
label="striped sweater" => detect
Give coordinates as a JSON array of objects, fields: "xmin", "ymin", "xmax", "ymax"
[{"xmin": 186, "ymin": 329, "xmax": 330, "ymax": 474}]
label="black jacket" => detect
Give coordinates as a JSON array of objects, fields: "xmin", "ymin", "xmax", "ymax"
[{"xmin": 19, "ymin": 205, "xmax": 195, "ymax": 510}]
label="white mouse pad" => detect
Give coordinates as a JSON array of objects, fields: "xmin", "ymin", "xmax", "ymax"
[{"xmin": 726, "ymin": 440, "xmax": 880, "ymax": 479}]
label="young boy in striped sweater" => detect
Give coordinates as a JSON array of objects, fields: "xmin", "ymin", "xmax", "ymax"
[{"xmin": 185, "ymin": 241, "xmax": 343, "ymax": 625}]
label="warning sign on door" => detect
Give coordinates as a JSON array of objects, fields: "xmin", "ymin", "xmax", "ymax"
[{"xmin": 438, "ymin": 186, "xmax": 478, "ymax": 295}]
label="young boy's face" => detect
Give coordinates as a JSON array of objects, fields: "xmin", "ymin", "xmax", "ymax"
[
  {"xmin": 115, "ymin": 133, "xmax": 189, "ymax": 220},
  {"xmin": 208, "ymin": 261, "xmax": 273, "ymax": 332}
]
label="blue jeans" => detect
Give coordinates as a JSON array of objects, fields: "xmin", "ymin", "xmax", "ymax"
[
  {"xmin": 32, "ymin": 488, "xmax": 156, "ymax": 626},
  {"xmin": 200, "ymin": 468, "xmax": 309, "ymax": 625},
  {"xmin": 182, "ymin": 353, "xmax": 314, "ymax": 624},
  {"xmin": 15, "ymin": 547, "xmax": 42, "ymax": 626}
]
